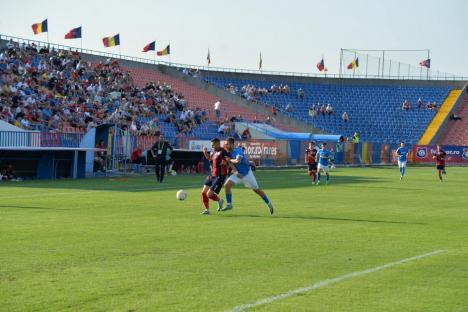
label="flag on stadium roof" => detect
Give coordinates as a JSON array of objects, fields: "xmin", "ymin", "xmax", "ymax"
[
  {"xmin": 207, "ymin": 49, "xmax": 211, "ymax": 66},
  {"xmin": 259, "ymin": 52, "xmax": 263, "ymax": 70},
  {"xmin": 102, "ymin": 34, "xmax": 120, "ymax": 47},
  {"xmin": 157, "ymin": 44, "xmax": 170, "ymax": 56},
  {"xmin": 419, "ymin": 59, "xmax": 431, "ymax": 68},
  {"xmin": 32, "ymin": 19, "xmax": 48, "ymax": 35},
  {"xmin": 347, "ymin": 57, "xmax": 359, "ymax": 69},
  {"xmin": 64, "ymin": 27, "xmax": 81, "ymax": 39},
  {"xmin": 142, "ymin": 41, "xmax": 156, "ymax": 52},
  {"xmin": 316, "ymin": 57, "xmax": 325, "ymax": 71}
]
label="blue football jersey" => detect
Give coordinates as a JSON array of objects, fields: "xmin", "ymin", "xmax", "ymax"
[
  {"xmin": 396, "ymin": 147, "xmax": 408, "ymax": 162},
  {"xmin": 318, "ymin": 149, "xmax": 330, "ymax": 166},
  {"xmin": 230, "ymin": 147, "xmax": 250, "ymax": 175}
]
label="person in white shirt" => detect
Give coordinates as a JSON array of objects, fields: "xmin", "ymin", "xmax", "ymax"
[
  {"xmin": 342, "ymin": 111, "xmax": 349, "ymax": 122},
  {"xmin": 214, "ymin": 100, "xmax": 221, "ymax": 120}
]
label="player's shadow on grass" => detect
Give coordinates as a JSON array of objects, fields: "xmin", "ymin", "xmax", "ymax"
[{"xmin": 219, "ymin": 214, "xmax": 426, "ymax": 225}]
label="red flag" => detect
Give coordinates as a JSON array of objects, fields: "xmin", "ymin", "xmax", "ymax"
[{"xmin": 316, "ymin": 58, "xmax": 325, "ymax": 71}]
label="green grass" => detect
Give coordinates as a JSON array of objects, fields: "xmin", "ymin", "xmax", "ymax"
[{"xmin": 1, "ymin": 167, "xmax": 467, "ymax": 312}]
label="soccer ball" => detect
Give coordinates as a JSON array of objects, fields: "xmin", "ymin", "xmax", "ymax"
[
  {"xmin": 170, "ymin": 170, "xmax": 177, "ymax": 176},
  {"xmin": 176, "ymin": 190, "xmax": 187, "ymax": 201}
]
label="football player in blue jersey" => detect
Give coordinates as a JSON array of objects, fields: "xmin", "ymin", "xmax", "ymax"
[
  {"xmin": 395, "ymin": 142, "xmax": 409, "ymax": 180},
  {"xmin": 221, "ymin": 137, "xmax": 274, "ymax": 215},
  {"xmin": 316, "ymin": 142, "xmax": 331, "ymax": 185}
]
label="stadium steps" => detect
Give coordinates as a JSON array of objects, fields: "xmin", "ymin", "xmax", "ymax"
[
  {"xmin": 418, "ymin": 89, "xmax": 462, "ymax": 145},
  {"xmin": 123, "ymin": 66, "xmax": 297, "ymax": 132},
  {"xmin": 437, "ymin": 94, "xmax": 468, "ymax": 145}
]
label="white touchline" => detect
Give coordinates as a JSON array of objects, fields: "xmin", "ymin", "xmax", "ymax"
[{"xmin": 226, "ymin": 249, "xmax": 446, "ymax": 312}]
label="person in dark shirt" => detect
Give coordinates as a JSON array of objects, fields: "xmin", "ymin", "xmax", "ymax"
[
  {"xmin": 305, "ymin": 141, "xmax": 318, "ymax": 184},
  {"xmin": 433, "ymin": 145, "xmax": 447, "ymax": 182},
  {"xmin": 94, "ymin": 140, "xmax": 106, "ymax": 173},
  {"xmin": 150, "ymin": 132, "xmax": 173, "ymax": 183},
  {"xmin": 200, "ymin": 138, "xmax": 230, "ymax": 215}
]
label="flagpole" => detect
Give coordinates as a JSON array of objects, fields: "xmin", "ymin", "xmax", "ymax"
[
  {"xmin": 427, "ymin": 49, "xmax": 430, "ymax": 80},
  {"xmin": 169, "ymin": 41, "xmax": 171, "ymax": 65},
  {"xmin": 80, "ymin": 25, "xmax": 82, "ymax": 52}
]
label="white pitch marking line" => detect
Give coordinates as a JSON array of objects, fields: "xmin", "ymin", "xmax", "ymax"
[{"xmin": 227, "ymin": 249, "xmax": 446, "ymax": 312}]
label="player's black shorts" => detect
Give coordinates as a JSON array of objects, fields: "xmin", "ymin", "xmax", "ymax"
[
  {"xmin": 308, "ymin": 163, "xmax": 317, "ymax": 171},
  {"xmin": 436, "ymin": 165, "xmax": 445, "ymax": 170},
  {"xmin": 204, "ymin": 175, "xmax": 226, "ymax": 194}
]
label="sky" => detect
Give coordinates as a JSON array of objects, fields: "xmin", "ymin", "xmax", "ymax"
[{"xmin": 1, "ymin": 0, "xmax": 467, "ymax": 76}]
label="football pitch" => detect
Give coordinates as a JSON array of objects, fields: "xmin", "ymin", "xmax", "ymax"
[{"xmin": 1, "ymin": 166, "xmax": 467, "ymax": 311}]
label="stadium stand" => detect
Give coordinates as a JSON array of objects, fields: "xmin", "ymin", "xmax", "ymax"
[
  {"xmin": 123, "ymin": 66, "xmax": 298, "ymax": 131},
  {"xmin": 0, "ymin": 40, "xmax": 297, "ymax": 144},
  {"xmin": 418, "ymin": 89, "xmax": 462, "ymax": 144},
  {"xmin": 437, "ymin": 93, "xmax": 468, "ymax": 145},
  {"xmin": 204, "ymin": 76, "xmax": 454, "ymax": 144}
]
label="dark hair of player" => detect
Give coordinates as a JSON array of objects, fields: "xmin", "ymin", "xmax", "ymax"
[
  {"xmin": 211, "ymin": 138, "xmax": 220, "ymax": 143},
  {"xmin": 227, "ymin": 137, "xmax": 235, "ymax": 144}
]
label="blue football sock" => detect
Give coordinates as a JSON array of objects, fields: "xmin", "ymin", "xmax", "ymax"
[
  {"xmin": 261, "ymin": 195, "xmax": 270, "ymax": 205},
  {"xmin": 317, "ymin": 172, "xmax": 321, "ymax": 181},
  {"xmin": 326, "ymin": 174, "xmax": 330, "ymax": 181},
  {"xmin": 402, "ymin": 167, "xmax": 405, "ymax": 176},
  {"xmin": 226, "ymin": 193, "xmax": 232, "ymax": 204}
]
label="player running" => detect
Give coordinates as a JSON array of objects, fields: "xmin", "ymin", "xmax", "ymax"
[
  {"xmin": 396, "ymin": 142, "xmax": 409, "ymax": 180},
  {"xmin": 316, "ymin": 142, "xmax": 331, "ymax": 185},
  {"xmin": 305, "ymin": 141, "xmax": 318, "ymax": 184},
  {"xmin": 222, "ymin": 137, "xmax": 274, "ymax": 215},
  {"xmin": 200, "ymin": 138, "xmax": 229, "ymax": 215},
  {"xmin": 432, "ymin": 145, "xmax": 447, "ymax": 182}
]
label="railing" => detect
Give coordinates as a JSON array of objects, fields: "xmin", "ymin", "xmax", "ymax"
[
  {"xmin": 1, "ymin": 33, "xmax": 467, "ymax": 81},
  {"xmin": 0, "ymin": 131, "xmax": 83, "ymax": 148}
]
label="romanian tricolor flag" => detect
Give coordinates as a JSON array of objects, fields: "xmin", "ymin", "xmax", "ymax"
[
  {"xmin": 32, "ymin": 19, "xmax": 48, "ymax": 35},
  {"xmin": 103, "ymin": 34, "xmax": 120, "ymax": 47},
  {"xmin": 142, "ymin": 41, "xmax": 156, "ymax": 52},
  {"xmin": 157, "ymin": 45, "xmax": 170, "ymax": 56},
  {"xmin": 347, "ymin": 57, "xmax": 359, "ymax": 69},
  {"xmin": 64, "ymin": 27, "xmax": 81, "ymax": 39}
]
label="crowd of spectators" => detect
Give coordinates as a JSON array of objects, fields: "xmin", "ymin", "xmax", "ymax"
[
  {"xmin": 0, "ymin": 40, "xmax": 209, "ymax": 137},
  {"xmin": 221, "ymin": 83, "xmax": 290, "ymax": 104}
]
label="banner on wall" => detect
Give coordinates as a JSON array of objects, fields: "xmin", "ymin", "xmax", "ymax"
[
  {"xmin": 188, "ymin": 139, "xmax": 286, "ymax": 164},
  {"xmin": 413, "ymin": 145, "xmax": 468, "ymax": 164},
  {"xmin": 238, "ymin": 141, "xmax": 279, "ymax": 160}
]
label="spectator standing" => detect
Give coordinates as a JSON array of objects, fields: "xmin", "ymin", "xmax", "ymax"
[
  {"xmin": 214, "ymin": 100, "xmax": 221, "ymax": 120},
  {"xmin": 94, "ymin": 140, "xmax": 106, "ymax": 173},
  {"xmin": 417, "ymin": 98, "xmax": 423, "ymax": 110},
  {"xmin": 352, "ymin": 132, "xmax": 360, "ymax": 143}
]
